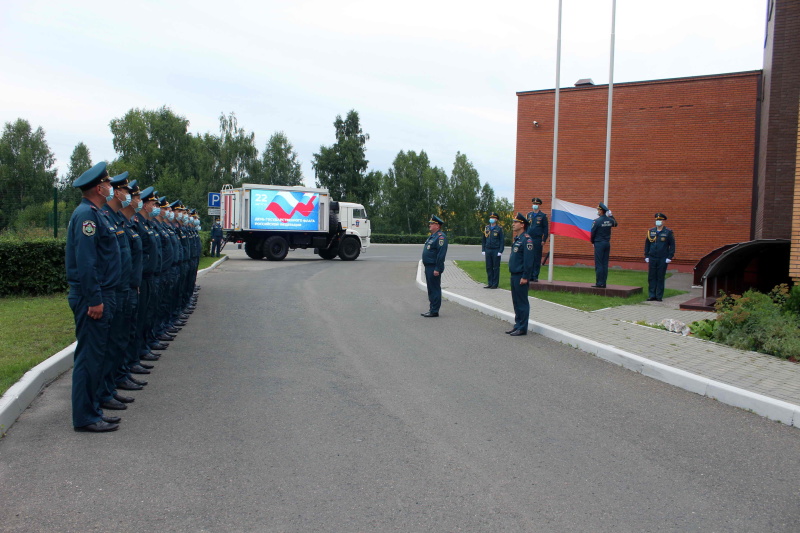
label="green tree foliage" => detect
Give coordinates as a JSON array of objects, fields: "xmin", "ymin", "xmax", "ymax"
[
  {"xmin": 58, "ymin": 142, "xmax": 93, "ymax": 207},
  {"xmin": 0, "ymin": 119, "xmax": 58, "ymax": 230},
  {"xmin": 445, "ymin": 152, "xmax": 481, "ymax": 237},
  {"xmin": 381, "ymin": 150, "xmax": 448, "ymax": 234},
  {"xmin": 260, "ymin": 132, "xmax": 304, "ymax": 186},
  {"xmin": 312, "ymin": 110, "xmax": 378, "ymax": 207}
]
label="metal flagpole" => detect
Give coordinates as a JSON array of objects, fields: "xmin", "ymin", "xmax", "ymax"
[
  {"xmin": 548, "ymin": 0, "xmax": 563, "ymax": 282},
  {"xmin": 603, "ymin": 0, "xmax": 617, "ymax": 205}
]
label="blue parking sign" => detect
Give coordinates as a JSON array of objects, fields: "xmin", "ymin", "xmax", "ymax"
[{"xmin": 208, "ymin": 192, "xmax": 221, "ymax": 207}]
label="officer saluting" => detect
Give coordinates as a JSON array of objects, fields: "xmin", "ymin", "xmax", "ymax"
[
  {"xmin": 481, "ymin": 212, "xmax": 504, "ymax": 289},
  {"xmin": 65, "ymin": 162, "xmax": 121, "ymax": 432},
  {"xmin": 590, "ymin": 202, "xmax": 617, "ymax": 288},
  {"xmin": 506, "ymin": 213, "xmax": 535, "ymax": 336},
  {"xmin": 645, "ymin": 213, "xmax": 676, "ymax": 302},
  {"xmin": 421, "ymin": 215, "xmax": 448, "ymax": 317},
  {"xmin": 525, "ymin": 197, "xmax": 549, "ymax": 282}
]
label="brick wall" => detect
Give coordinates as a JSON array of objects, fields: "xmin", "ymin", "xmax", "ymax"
[
  {"xmin": 755, "ymin": 0, "xmax": 800, "ymax": 240},
  {"xmin": 515, "ymin": 72, "xmax": 760, "ymax": 273}
]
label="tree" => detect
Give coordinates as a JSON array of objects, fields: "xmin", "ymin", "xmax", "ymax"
[
  {"xmin": 216, "ymin": 112, "xmax": 259, "ymax": 186},
  {"xmin": 59, "ymin": 142, "xmax": 93, "ymax": 206},
  {"xmin": 312, "ymin": 110, "xmax": 374, "ymax": 204},
  {"xmin": 0, "ymin": 119, "xmax": 57, "ymax": 229},
  {"xmin": 445, "ymin": 152, "xmax": 481, "ymax": 237},
  {"xmin": 260, "ymin": 132, "xmax": 303, "ymax": 186},
  {"xmin": 382, "ymin": 150, "xmax": 448, "ymax": 234}
]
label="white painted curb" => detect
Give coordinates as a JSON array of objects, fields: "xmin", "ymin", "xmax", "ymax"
[
  {"xmin": 0, "ymin": 255, "xmax": 228, "ymax": 437},
  {"xmin": 417, "ymin": 261, "xmax": 799, "ymax": 428}
]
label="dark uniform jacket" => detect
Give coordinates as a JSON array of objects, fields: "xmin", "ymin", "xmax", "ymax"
[
  {"xmin": 645, "ymin": 227, "xmax": 675, "ymax": 259},
  {"xmin": 211, "ymin": 223, "xmax": 223, "ymax": 240},
  {"xmin": 590, "ymin": 214, "xmax": 617, "ymax": 243},
  {"xmin": 482, "ymin": 224, "xmax": 505, "ymax": 253},
  {"xmin": 66, "ymin": 199, "xmax": 121, "ymax": 306},
  {"xmin": 525, "ymin": 210, "xmax": 549, "ymax": 241},
  {"xmin": 508, "ymin": 233, "xmax": 535, "ymax": 278},
  {"xmin": 102, "ymin": 205, "xmax": 132, "ymax": 290},
  {"xmin": 422, "ymin": 230, "xmax": 448, "ymax": 272}
]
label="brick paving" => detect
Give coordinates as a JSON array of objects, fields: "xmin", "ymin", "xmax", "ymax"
[{"xmin": 439, "ymin": 261, "xmax": 800, "ymax": 407}]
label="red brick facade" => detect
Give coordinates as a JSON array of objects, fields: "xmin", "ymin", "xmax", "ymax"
[{"xmin": 515, "ymin": 72, "xmax": 761, "ymax": 273}]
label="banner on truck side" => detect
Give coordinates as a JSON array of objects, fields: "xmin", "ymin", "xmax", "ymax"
[{"xmin": 249, "ymin": 190, "xmax": 320, "ymax": 231}]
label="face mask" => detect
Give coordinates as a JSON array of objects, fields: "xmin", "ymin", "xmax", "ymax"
[
  {"xmin": 655, "ymin": 220, "xmax": 663, "ymax": 227},
  {"xmin": 101, "ymin": 184, "xmax": 114, "ymax": 202},
  {"xmin": 121, "ymin": 193, "xmax": 132, "ymax": 208},
  {"xmin": 151, "ymin": 206, "xmax": 161, "ymax": 218},
  {"xmin": 489, "ymin": 218, "xmax": 497, "ymax": 224},
  {"xmin": 532, "ymin": 205, "xmax": 539, "ymax": 210},
  {"xmin": 167, "ymin": 211, "xmax": 174, "ymax": 221},
  {"xmin": 134, "ymin": 199, "xmax": 143, "ymax": 213}
]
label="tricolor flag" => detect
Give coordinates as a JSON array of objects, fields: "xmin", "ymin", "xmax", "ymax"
[{"xmin": 550, "ymin": 198, "xmax": 596, "ymax": 242}]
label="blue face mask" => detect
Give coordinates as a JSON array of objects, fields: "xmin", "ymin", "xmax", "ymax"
[
  {"xmin": 102, "ymin": 184, "xmax": 114, "ymax": 202},
  {"xmin": 151, "ymin": 206, "xmax": 161, "ymax": 218},
  {"xmin": 489, "ymin": 218, "xmax": 497, "ymax": 224},
  {"xmin": 655, "ymin": 220, "xmax": 663, "ymax": 227},
  {"xmin": 121, "ymin": 193, "xmax": 132, "ymax": 208},
  {"xmin": 532, "ymin": 205, "xmax": 539, "ymax": 210},
  {"xmin": 134, "ymin": 199, "xmax": 143, "ymax": 213}
]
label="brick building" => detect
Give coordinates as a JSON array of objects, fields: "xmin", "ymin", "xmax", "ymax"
[
  {"xmin": 515, "ymin": 71, "xmax": 760, "ymax": 273},
  {"xmin": 515, "ymin": 0, "xmax": 799, "ymax": 277}
]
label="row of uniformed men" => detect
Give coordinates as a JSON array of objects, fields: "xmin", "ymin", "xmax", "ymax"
[{"xmin": 66, "ymin": 161, "xmax": 203, "ymax": 432}]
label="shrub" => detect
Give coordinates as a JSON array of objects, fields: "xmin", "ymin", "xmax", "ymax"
[
  {"xmin": 0, "ymin": 235, "xmax": 68, "ymax": 296},
  {"xmin": 712, "ymin": 289, "xmax": 800, "ymax": 360},
  {"xmin": 689, "ymin": 318, "xmax": 717, "ymax": 340}
]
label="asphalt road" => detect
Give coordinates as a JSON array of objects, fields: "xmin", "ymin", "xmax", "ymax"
[{"xmin": 1, "ymin": 244, "xmax": 799, "ymax": 532}]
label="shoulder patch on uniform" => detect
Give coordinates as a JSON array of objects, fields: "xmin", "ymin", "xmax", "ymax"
[
  {"xmin": 82, "ymin": 220, "xmax": 96, "ymax": 236},
  {"xmin": 439, "ymin": 239, "xmax": 444, "ymax": 246},
  {"xmin": 527, "ymin": 242, "xmax": 533, "ymax": 250}
]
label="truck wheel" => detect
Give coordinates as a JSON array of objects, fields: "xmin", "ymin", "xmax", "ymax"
[
  {"xmin": 264, "ymin": 236, "xmax": 289, "ymax": 261},
  {"xmin": 244, "ymin": 240, "xmax": 265, "ymax": 259},
  {"xmin": 318, "ymin": 246, "xmax": 338, "ymax": 260},
  {"xmin": 338, "ymin": 237, "xmax": 361, "ymax": 261}
]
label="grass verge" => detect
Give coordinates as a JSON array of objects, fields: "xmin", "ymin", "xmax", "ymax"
[{"xmin": 455, "ymin": 261, "xmax": 685, "ymax": 312}]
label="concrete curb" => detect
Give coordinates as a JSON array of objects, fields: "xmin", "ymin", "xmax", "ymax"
[
  {"xmin": 0, "ymin": 255, "xmax": 229, "ymax": 437},
  {"xmin": 416, "ymin": 261, "xmax": 799, "ymax": 427}
]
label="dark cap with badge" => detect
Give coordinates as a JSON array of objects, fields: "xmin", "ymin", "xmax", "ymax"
[
  {"xmin": 139, "ymin": 187, "xmax": 157, "ymax": 202},
  {"xmin": 428, "ymin": 214, "xmax": 444, "ymax": 225},
  {"xmin": 169, "ymin": 199, "xmax": 184, "ymax": 210},
  {"xmin": 654, "ymin": 212, "xmax": 667, "ymax": 220},
  {"xmin": 514, "ymin": 212, "xmax": 529, "ymax": 227},
  {"xmin": 598, "ymin": 202, "xmax": 608, "ymax": 212},
  {"xmin": 489, "ymin": 212, "xmax": 500, "ymax": 219},
  {"xmin": 110, "ymin": 171, "xmax": 129, "ymax": 188},
  {"xmin": 72, "ymin": 161, "xmax": 110, "ymax": 190},
  {"xmin": 126, "ymin": 179, "xmax": 140, "ymax": 195},
  {"xmin": 531, "ymin": 197, "xmax": 543, "ymax": 205},
  {"xmin": 158, "ymin": 196, "xmax": 170, "ymax": 208}
]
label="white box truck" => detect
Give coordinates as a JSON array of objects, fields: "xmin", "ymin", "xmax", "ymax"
[{"xmin": 219, "ymin": 183, "xmax": 371, "ymax": 261}]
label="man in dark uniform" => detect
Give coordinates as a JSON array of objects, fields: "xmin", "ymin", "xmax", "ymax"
[
  {"xmin": 138, "ymin": 187, "xmax": 166, "ymax": 359},
  {"xmin": 65, "ymin": 162, "xmax": 121, "ymax": 432},
  {"xmin": 421, "ymin": 215, "xmax": 448, "ymax": 317},
  {"xmin": 645, "ymin": 213, "xmax": 676, "ymax": 302},
  {"xmin": 506, "ymin": 213, "xmax": 535, "ymax": 336},
  {"xmin": 210, "ymin": 219, "xmax": 223, "ymax": 257},
  {"xmin": 525, "ymin": 197, "xmax": 549, "ymax": 282},
  {"xmin": 590, "ymin": 202, "xmax": 617, "ymax": 288},
  {"xmin": 481, "ymin": 211, "xmax": 504, "ymax": 289}
]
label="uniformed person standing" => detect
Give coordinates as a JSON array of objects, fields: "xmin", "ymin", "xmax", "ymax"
[
  {"xmin": 210, "ymin": 219, "xmax": 223, "ymax": 257},
  {"xmin": 645, "ymin": 213, "xmax": 676, "ymax": 302},
  {"xmin": 421, "ymin": 215, "xmax": 448, "ymax": 317},
  {"xmin": 65, "ymin": 162, "xmax": 121, "ymax": 432},
  {"xmin": 525, "ymin": 197, "xmax": 549, "ymax": 282},
  {"xmin": 506, "ymin": 213, "xmax": 535, "ymax": 336},
  {"xmin": 590, "ymin": 202, "xmax": 617, "ymax": 288},
  {"xmin": 481, "ymin": 212, "xmax": 504, "ymax": 289}
]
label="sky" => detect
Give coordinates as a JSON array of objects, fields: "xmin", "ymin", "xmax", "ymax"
[{"xmin": 1, "ymin": 0, "xmax": 766, "ymax": 202}]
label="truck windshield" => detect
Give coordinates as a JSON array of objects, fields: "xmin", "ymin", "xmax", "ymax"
[{"xmin": 353, "ymin": 208, "xmax": 367, "ymax": 219}]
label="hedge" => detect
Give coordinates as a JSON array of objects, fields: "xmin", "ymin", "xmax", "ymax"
[
  {"xmin": 371, "ymin": 234, "xmax": 513, "ymax": 246},
  {"xmin": 0, "ymin": 236, "xmax": 68, "ymax": 296}
]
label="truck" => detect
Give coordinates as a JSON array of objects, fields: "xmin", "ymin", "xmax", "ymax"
[{"xmin": 219, "ymin": 183, "xmax": 371, "ymax": 261}]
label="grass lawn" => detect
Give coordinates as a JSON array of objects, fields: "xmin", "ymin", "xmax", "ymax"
[
  {"xmin": 0, "ymin": 293, "xmax": 75, "ymax": 396},
  {"xmin": 198, "ymin": 254, "xmax": 225, "ymax": 270},
  {"xmin": 0, "ymin": 257, "xmax": 223, "ymax": 396},
  {"xmin": 455, "ymin": 261, "xmax": 685, "ymax": 312}
]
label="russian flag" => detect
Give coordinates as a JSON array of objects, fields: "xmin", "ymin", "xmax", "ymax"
[{"xmin": 550, "ymin": 198, "xmax": 596, "ymax": 242}]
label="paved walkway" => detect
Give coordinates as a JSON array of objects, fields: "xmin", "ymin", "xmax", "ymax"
[{"xmin": 425, "ymin": 261, "xmax": 800, "ymax": 425}]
